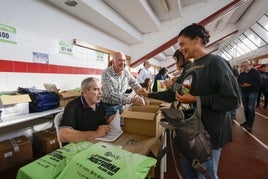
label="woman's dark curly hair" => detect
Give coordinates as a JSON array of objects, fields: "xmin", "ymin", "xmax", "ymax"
[{"xmin": 178, "ymin": 23, "xmax": 210, "ymax": 45}]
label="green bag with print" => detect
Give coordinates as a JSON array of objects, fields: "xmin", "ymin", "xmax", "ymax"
[
  {"xmin": 17, "ymin": 141, "xmax": 93, "ymax": 179},
  {"xmin": 58, "ymin": 142, "xmax": 157, "ymax": 179}
]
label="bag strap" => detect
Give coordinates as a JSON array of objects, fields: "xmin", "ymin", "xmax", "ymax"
[
  {"xmin": 169, "ymin": 129, "xmax": 184, "ymax": 179},
  {"xmin": 192, "ymin": 159, "xmax": 212, "ymax": 179},
  {"xmin": 193, "ymin": 97, "xmax": 212, "ymax": 179},
  {"xmin": 196, "ymin": 96, "xmax": 202, "ymax": 119}
]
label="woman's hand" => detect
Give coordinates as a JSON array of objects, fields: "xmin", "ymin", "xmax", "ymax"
[
  {"xmin": 175, "ymin": 91, "xmax": 196, "ymax": 104},
  {"xmin": 165, "ymin": 79, "xmax": 174, "ymax": 89}
]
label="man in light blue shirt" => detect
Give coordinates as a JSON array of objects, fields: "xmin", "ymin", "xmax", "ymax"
[{"xmin": 137, "ymin": 61, "xmax": 153, "ymax": 84}]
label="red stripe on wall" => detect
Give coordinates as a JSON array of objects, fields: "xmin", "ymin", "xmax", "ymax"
[{"xmin": 0, "ymin": 59, "xmax": 103, "ymax": 75}]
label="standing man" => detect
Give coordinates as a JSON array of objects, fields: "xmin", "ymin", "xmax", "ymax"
[
  {"xmin": 101, "ymin": 51, "xmax": 145, "ymax": 118},
  {"xmin": 238, "ymin": 60, "xmax": 261, "ymax": 131},
  {"xmin": 137, "ymin": 61, "xmax": 153, "ymax": 85},
  {"xmin": 59, "ymin": 77, "xmax": 113, "ymax": 144}
]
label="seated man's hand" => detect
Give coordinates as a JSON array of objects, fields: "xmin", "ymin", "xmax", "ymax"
[
  {"xmin": 95, "ymin": 125, "xmax": 111, "ymax": 137},
  {"xmin": 106, "ymin": 114, "xmax": 115, "ymax": 124}
]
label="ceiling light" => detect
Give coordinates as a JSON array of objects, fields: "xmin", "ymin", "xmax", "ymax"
[{"xmin": 64, "ymin": 0, "xmax": 77, "ymax": 7}]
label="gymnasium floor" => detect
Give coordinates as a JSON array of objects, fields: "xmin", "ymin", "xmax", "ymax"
[{"xmin": 156, "ymin": 105, "xmax": 268, "ymax": 179}]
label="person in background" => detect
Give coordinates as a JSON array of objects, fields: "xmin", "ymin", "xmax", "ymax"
[
  {"xmin": 141, "ymin": 50, "xmax": 189, "ymax": 103},
  {"xmin": 137, "ymin": 61, "xmax": 153, "ymax": 85},
  {"xmin": 256, "ymin": 64, "xmax": 268, "ymax": 108},
  {"xmin": 175, "ymin": 23, "xmax": 240, "ymax": 179},
  {"xmin": 59, "ymin": 77, "xmax": 114, "ymax": 144},
  {"xmin": 166, "ymin": 50, "xmax": 190, "ymax": 89},
  {"xmin": 101, "ymin": 51, "xmax": 146, "ymax": 118},
  {"xmin": 141, "ymin": 78, "xmax": 152, "ymax": 93},
  {"xmin": 238, "ymin": 60, "xmax": 261, "ymax": 131},
  {"xmin": 229, "ymin": 65, "xmax": 240, "ymax": 120},
  {"xmin": 152, "ymin": 67, "xmax": 169, "ymax": 92}
]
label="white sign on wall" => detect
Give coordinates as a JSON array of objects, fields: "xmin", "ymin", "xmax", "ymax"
[
  {"xmin": 33, "ymin": 52, "xmax": 49, "ymax": 64},
  {"xmin": 0, "ymin": 23, "xmax": 17, "ymax": 44},
  {"xmin": 86, "ymin": 49, "xmax": 108, "ymax": 63},
  {"xmin": 58, "ymin": 40, "xmax": 73, "ymax": 55}
]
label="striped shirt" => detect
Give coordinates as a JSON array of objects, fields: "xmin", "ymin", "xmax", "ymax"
[{"xmin": 101, "ymin": 66, "xmax": 141, "ymax": 105}]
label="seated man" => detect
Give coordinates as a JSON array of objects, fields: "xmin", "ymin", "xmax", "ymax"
[{"xmin": 59, "ymin": 77, "xmax": 114, "ymax": 144}]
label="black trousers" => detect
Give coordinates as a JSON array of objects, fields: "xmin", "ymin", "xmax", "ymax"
[{"xmin": 257, "ymin": 87, "xmax": 268, "ymax": 107}]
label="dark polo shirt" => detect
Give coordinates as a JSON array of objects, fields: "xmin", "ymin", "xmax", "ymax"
[{"xmin": 60, "ymin": 96, "xmax": 106, "ymax": 131}]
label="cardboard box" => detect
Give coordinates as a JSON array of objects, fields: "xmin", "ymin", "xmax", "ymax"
[
  {"xmin": 59, "ymin": 90, "xmax": 80, "ymax": 107},
  {"xmin": 33, "ymin": 128, "xmax": 60, "ymax": 154},
  {"xmin": 120, "ymin": 106, "xmax": 162, "ymax": 137},
  {"xmin": 43, "ymin": 84, "xmax": 80, "ymax": 107},
  {"xmin": 0, "ymin": 94, "xmax": 31, "ymax": 119},
  {"xmin": 0, "ymin": 135, "xmax": 32, "ymax": 172},
  {"xmin": 130, "ymin": 105, "xmax": 160, "ymax": 113},
  {"xmin": 148, "ymin": 98, "xmax": 165, "ymax": 105}
]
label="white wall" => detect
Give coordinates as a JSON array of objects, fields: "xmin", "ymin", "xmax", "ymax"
[{"xmin": 0, "ymin": 0, "xmax": 130, "ymax": 91}]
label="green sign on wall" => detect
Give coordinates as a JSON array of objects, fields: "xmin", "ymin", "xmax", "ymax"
[{"xmin": 0, "ymin": 24, "xmax": 17, "ymax": 44}]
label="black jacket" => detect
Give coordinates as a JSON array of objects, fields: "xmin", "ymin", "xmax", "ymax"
[
  {"xmin": 238, "ymin": 68, "xmax": 261, "ymax": 93},
  {"xmin": 149, "ymin": 54, "xmax": 241, "ymax": 149}
]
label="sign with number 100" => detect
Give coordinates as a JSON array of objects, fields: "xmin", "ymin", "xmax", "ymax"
[{"xmin": 0, "ymin": 24, "xmax": 17, "ymax": 44}]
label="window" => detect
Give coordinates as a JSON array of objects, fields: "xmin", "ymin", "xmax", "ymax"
[{"xmin": 217, "ymin": 12, "xmax": 268, "ymax": 60}]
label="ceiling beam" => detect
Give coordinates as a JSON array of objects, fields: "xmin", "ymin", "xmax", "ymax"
[{"xmin": 130, "ymin": 0, "xmax": 242, "ymax": 67}]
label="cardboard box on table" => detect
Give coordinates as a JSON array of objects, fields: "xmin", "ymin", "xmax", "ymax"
[
  {"xmin": 0, "ymin": 135, "xmax": 32, "ymax": 172},
  {"xmin": 147, "ymin": 98, "xmax": 165, "ymax": 105},
  {"xmin": 58, "ymin": 90, "xmax": 80, "ymax": 107},
  {"xmin": 33, "ymin": 127, "xmax": 59, "ymax": 154},
  {"xmin": 43, "ymin": 83, "xmax": 80, "ymax": 107},
  {"xmin": 0, "ymin": 94, "xmax": 31, "ymax": 119},
  {"xmin": 120, "ymin": 105, "xmax": 162, "ymax": 137}
]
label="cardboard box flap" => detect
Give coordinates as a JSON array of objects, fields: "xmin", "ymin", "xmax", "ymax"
[
  {"xmin": 0, "ymin": 94, "xmax": 31, "ymax": 105},
  {"xmin": 159, "ymin": 103, "xmax": 172, "ymax": 108},
  {"xmin": 44, "ymin": 84, "xmax": 80, "ymax": 99},
  {"xmin": 59, "ymin": 90, "xmax": 80, "ymax": 99},
  {"xmin": 43, "ymin": 84, "xmax": 58, "ymax": 92},
  {"xmin": 131, "ymin": 105, "xmax": 159, "ymax": 113},
  {"xmin": 148, "ymin": 98, "xmax": 165, "ymax": 105},
  {"xmin": 120, "ymin": 111, "xmax": 155, "ymax": 120}
]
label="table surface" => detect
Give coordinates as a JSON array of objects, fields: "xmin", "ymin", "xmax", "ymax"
[
  {"xmin": 94, "ymin": 127, "xmax": 163, "ymax": 156},
  {"xmin": 0, "ymin": 107, "xmax": 64, "ymax": 128}
]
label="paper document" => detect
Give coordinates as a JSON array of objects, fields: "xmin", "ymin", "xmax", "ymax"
[
  {"xmin": 96, "ymin": 110, "xmax": 123, "ymax": 142},
  {"xmin": 128, "ymin": 90, "xmax": 145, "ymax": 105}
]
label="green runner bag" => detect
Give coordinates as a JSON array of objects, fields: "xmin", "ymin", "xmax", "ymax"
[
  {"xmin": 17, "ymin": 141, "xmax": 93, "ymax": 179},
  {"xmin": 58, "ymin": 142, "xmax": 157, "ymax": 179}
]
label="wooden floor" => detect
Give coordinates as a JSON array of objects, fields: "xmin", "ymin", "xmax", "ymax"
[
  {"xmin": 1, "ymin": 105, "xmax": 268, "ymax": 179},
  {"xmin": 154, "ymin": 105, "xmax": 268, "ymax": 179}
]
